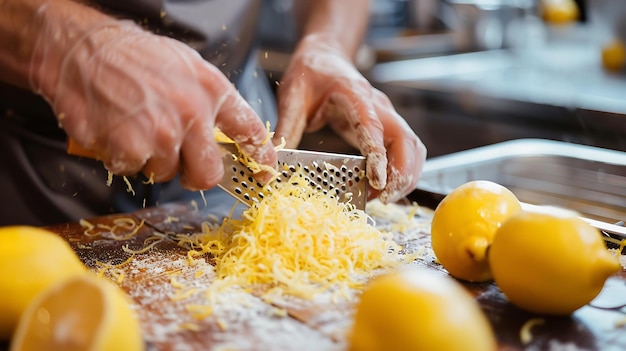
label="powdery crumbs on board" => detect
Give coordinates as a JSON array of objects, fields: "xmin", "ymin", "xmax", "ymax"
[{"xmin": 111, "ymin": 250, "xmax": 341, "ymax": 351}]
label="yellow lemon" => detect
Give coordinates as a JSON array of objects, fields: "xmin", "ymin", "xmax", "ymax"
[
  {"xmin": 431, "ymin": 180, "xmax": 522, "ymax": 282},
  {"xmin": 489, "ymin": 206, "xmax": 621, "ymax": 315},
  {"xmin": 541, "ymin": 0, "xmax": 580, "ymax": 24},
  {"xmin": 0, "ymin": 226, "xmax": 86, "ymax": 339},
  {"xmin": 601, "ymin": 39, "xmax": 626, "ymax": 72},
  {"xmin": 348, "ymin": 267, "xmax": 496, "ymax": 351},
  {"xmin": 10, "ymin": 273, "xmax": 144, "ymax": 351}
]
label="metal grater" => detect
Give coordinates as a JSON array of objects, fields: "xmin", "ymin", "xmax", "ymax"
[{"xmin": 217, "ymin": 143, "xmax": 367, "ymax": 210}]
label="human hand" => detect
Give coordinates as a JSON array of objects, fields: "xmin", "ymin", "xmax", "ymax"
[
  {"xmin": 29, "ymin": 15, "xmax": 276, "ymax": 190},
  {"xmin": 273, "ymin": 33, "xmax": 427, "ymax": 204}
]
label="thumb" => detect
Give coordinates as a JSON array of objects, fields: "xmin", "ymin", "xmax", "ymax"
[{"xmin": 273, "ymin": 78, "xmax": 308, "ymax": 149}]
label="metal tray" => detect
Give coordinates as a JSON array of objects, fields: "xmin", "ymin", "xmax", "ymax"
[{"xmin": 414, "ymin": 139, "xmax": 626, "ymax": 225}]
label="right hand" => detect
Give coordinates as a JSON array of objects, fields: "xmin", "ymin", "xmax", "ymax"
[{"xmin": 30, "ymin": 18, "xmax": 276, "ymax": 191}]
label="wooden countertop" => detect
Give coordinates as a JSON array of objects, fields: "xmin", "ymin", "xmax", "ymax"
[{"xmin": 2, "ymin": 200, "xmax": 625, "ymax": 351}]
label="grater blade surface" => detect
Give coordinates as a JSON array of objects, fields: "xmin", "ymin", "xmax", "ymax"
[{"xmin": 217, "ymin": 143, "xmax": 367, "ymax": 210}]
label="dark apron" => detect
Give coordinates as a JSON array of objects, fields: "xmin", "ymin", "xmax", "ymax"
[{"xmin": 0, "ymin": 0, "xmax": 277, "ymax": 226}]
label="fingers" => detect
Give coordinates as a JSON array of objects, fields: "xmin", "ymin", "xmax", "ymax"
[
  {"xmin": 178, "ymin": 118, "xmax": 223, "ymax": 191},
  {"xmin": 141, "ymin": 126, "xmax": 181, "ymax": 183},
  {"xmin": 274, "ymin": 77, "xmax": 309, "ymax": 149},
  {"xmin": 372, "ymin": 90, "xmax": 427, "ymax": 204},
  {"xmin": 324, "ymin": 81, "xmax": 388, "ymax": 192},
  {"xmin": 215, "ymin": 92, "xmax": 278, "ymax": 184}
]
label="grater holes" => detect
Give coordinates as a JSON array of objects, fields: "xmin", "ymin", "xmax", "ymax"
[{"xmin": 232, "ymin": 177, "xmax": 239, "ymax": 183}]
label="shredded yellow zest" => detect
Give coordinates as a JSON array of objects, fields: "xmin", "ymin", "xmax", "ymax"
[
  {"xmin": 122, "ymin": 176, "xmax": 136, "ymax": 196},
  {"xmin": 186, "ymin": 304, "xmax": 214, "ymax": 320},
  {"xmin": 213, "ymin": 126, "xmax": 280, "ymax": 176},
  {"xmin": 520, "ymin": 318, "xmax": 545, "ymax": 344},
  {"xmin": 96, "ymin": 254, "xmax": 135, "ymax": 281},
  {"xmin": 79, "ymin": 217, "xmax": 145, "ymax": 240},
  {"xmin": 106, "ymin": 171, "xmax": 113, "ymax": 187},
  {"xmin": 142, "ymin": 172, "xmax": 155, "ymax": 185},
  {"xmin": 179, "ymin": 169, "xmax": 404, "ymax": 300},
  {"xmin": 121, "ymin": 235, "xmax": 164, "ymax": 255}
]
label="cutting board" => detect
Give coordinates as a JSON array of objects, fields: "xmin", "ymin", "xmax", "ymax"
[{"xmin": 5, "ymin": 200, "xmax": 626, "ymax": 351}]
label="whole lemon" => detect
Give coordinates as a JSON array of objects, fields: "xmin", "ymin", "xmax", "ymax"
[
  {"xmin": 489, "ymin": 206, "xmax": 621, "ymax": 315},
  {"xmin": 348, "ymin": 267, "xmax": 496, "ymax": 351},
  {"xmin": 541, "ymin": 0, "xmax": 580, "ymax": 24},
  {"xmin": 431, "ymin": 180, "xmax": 522, "ymax": 282},
  {"xmin": 11, "ymin": 273, "xmax": 144, "ymax": 351},
  {"xmin": 601, "ymin": 39, "xmax": 626, "ymax": 72},
  {"xmin": 0, "ymin": 226, "xmax": 86, "ymax": 339}
]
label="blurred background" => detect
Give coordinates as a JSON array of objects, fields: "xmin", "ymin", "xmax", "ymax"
[{"xmin": 258, "ymin": 0, "xmax": 626, "ymax": 157}]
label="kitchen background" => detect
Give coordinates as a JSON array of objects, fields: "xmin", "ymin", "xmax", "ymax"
[{"xmin": 258, "ymin": 0, "xmax": 626, "ymax": 157}]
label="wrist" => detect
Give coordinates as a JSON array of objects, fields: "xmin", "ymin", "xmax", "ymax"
[
  {"xmin": 27, "ymin": 1, "xmax": 118, "ymax": 98},
  {"xmin": 297, "ymin": 32, "xmax": 354, "ymax": 62}
]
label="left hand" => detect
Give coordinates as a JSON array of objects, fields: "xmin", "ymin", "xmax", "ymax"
[{"xmin": 273, "ymin": 33, "xmax": 427, "ymax": 204}]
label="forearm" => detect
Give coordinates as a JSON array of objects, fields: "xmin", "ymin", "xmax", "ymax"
[
  {"xmin": 0, "ymin": 0, "xmax": 112, "ymax": 92},
  {"xmin": 294, "ymin": 0, "xmax": 371, "ymax": 60}
]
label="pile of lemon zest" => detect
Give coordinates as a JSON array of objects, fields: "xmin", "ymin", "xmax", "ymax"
[
  {"xmin": 170, "ymin": 288, "xmax": 201, "ymax": 301},
  {"xmin": 186, "ymin": 304, "xmax": 214, "ymax": 320},
  {"xmin": 106, "ymin": 171, "xmax": 113, "ymax": 187},
  {"xmin": 520, "ymin": 318, "xmax": 545, "ymax": 344},
  {"xmin": 185, "ymin": 168, "xmax": 404, "ymax": 301},
  {"xmin": 142, "ymin": 172, "xmax": 155, "ymax": 185}
]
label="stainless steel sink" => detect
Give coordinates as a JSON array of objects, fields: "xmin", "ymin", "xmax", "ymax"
[{"xmin": 416, "ymin": 139, "xmax": 626, "ymax": 225}]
